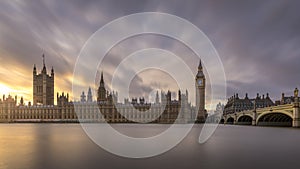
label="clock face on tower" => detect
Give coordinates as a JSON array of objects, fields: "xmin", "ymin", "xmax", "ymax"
[{"xmin": 198, "ymin": 79, "xmax": 203, "ymax": 86}]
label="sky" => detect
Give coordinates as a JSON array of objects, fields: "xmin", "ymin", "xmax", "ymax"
[{"xmin": 0, "ymin": 0, "xmax": 299, "ymax": 109}]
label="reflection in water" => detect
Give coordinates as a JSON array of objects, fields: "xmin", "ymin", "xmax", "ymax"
[{"xmin": 1, "ymin": 124, "xmax": 300, "ymax": 169}]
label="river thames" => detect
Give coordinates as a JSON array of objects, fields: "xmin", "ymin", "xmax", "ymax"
[{"xmin": 1, "ymin": 124, "xmax": 300, "ymax": 169}]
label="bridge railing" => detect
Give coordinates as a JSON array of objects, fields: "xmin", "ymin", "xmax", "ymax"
[
  {"xmin": 255, "ymin": 104, "xmax": 293, "ymax": 112},
  {"xmin": 225, "ymin": 104, "xmax": 294, "ymax": 116}
]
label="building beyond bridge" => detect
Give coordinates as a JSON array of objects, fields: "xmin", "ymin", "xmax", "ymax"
[{"xmin": 221, "ymin": 88, "xmax": 300, "ymax": 127}]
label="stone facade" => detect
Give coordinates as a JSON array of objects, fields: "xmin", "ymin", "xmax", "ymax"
[
  {"xmin": 224, "ymin": 93, "xmax": 274, "ymax": 115},
  {"xmin": 275, "ymin": 92, "xmax": 300, "ymax": 105},
  {"xmin": 195, "ymin": 60, "xmax": 207, "ymax": 122},
  {"xmin": 222, "ymin": 88, "xmax": 300, "ymax": 128},
  {"xmin": 33, "ymin": 54, "xmax": 54, "ymax": 105},
  {"xmin": 0, "ymin": 58, "xmax": 207, "ymax": 123},
  {"xmin": 0, "ymin": 88, "xmax": 195, "ymax": 123}
]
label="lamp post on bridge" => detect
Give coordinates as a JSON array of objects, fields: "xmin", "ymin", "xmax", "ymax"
[
  {"xmin": 293, "ymin": 88, "xmax": 299, "ymax": 127},
  {"xmin": 252, "ymin": 100, "xmax": 257, "ymax": 126},
  {"xmin": 233, "ymin": 96, "xmax": 237, "ymax": 125}
]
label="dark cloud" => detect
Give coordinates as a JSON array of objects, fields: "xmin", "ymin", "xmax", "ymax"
[{"xmin": 0, "ymin": 0, "xmax": 299, "ymax": 105}]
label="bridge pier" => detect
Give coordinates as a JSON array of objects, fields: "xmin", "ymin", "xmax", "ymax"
[
  {"xmin": 234, "ymin": 114, "xmax": 237, "ymax": 125},
  {"xmin": 293, "ymin": 88, "xmax": 300, "ymax": 127},
  {"xmin": 252, "ymin": 112, "xmax": 256, "ymax": 126}
]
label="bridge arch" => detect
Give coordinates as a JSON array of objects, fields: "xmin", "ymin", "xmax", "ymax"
[
  {"xmin": 237, "ymin": 115, "xmax": 253, "ymax": 125},
  {"xmin": 226, "ymin": 117, "xmax": 234, "ymax": 124},
  {"xmin": 257, "ymin": 112, "xmax": 292, "ymax": 127}
]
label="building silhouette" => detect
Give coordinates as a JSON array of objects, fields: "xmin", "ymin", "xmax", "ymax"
[
  {"xmin": 224, "ymin": 93, "xmax": 274, "ymax": 115},
  {"xmin": 33, "ymin": 54, "xmax": 54, "ymax": 105},
  {"xmin": 221, "ymin": 88, "xmax": 300, "ymax": 127},
  {"xmin": 195, "ymin": 60, "xmax": 207, "ymax": 122},
  {"xmin": 276, "ymin": 93, "xmax": 300, "ymax": 105},
  {"xmin": 0, "ymin": 57, "xmax": 207, "ymax": 123}
]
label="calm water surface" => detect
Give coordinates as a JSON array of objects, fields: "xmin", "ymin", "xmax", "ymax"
[{"xmin": 1, "ymin": 124, "xmax": 300, "ymax": 169}]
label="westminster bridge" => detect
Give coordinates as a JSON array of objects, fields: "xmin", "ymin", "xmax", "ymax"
[{"xmin": 220, "ymin": 88, "xmax": 300, "ymax": 127}]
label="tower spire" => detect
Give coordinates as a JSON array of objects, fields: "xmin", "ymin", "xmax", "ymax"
[
  {"xmin": 87, "ymin": 87, "xmax": 93, "ymax": 102},
  {"xmin": 97, "ymin": 71, "xmax": 106, "ymax": 102},
  {"xmin": 196, "ymin": 59, "xmax": 204, "ymax": 78},
  {"xmin": 41, "ymin": 53, "xmax": 47, "ymax": 74},
  {"xmin": 43, "ymin": 53, "xmax": 45, "ymax": 66},
  {"xmin": 198, "ymin": 59, "xmax": 202, "ymax": 70},
  {"xmin": 100, "ymin": 71, "xmax": 104, "ymax": 84}
]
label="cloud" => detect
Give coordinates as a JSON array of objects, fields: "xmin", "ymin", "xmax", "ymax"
[{"xmin": 0, "ymin": 0, "xmax": 299, "ymax": 110}]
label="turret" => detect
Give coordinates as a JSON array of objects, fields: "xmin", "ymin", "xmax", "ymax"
[
  {"xmin": 33, "ymin": 64, "xmax": 37, "ymax": 75},
  {"xmin": 167, "ymin": 90, "xmax": 171, "ymax": 103},
  {"xmin": 87, "ymin": 87, "xmax": 93, "ymax": 102},
  {"xmin": 245, "ymin": 93, "xmax": 249, "ymax": 99},
  {"xmin": 161, "ymin": 91, "xmax": 165, "ymax": 103},
  {"xmin": 155, "ymin": 91, "xmax": 159, "ymax": 104},
  {"xmin": 97, "ymin": 71, "xmax": 107, "ymax": 102},
  {"xmin": 51, "ymin": 66, "xmax": 54, "ymax": 77},
  {"xmin": 281, "ymin": 93, "xmax": 285, "ymax": 104},
  {"xmin": 57, "ymin": 92, "xmax": 69, "ymax": 106},
  {"xmin": 178, "ymin": 90, "xmax": 181, "ymax": 102},
  {"xmin": 20, "ymin": 97, "xmax": 24, "ymax": 106},
  {"xmin": 186, "ymin": 89, "xmax": 188, "ymax": 100},
  {"xmin": 294, "ymin": 88, "xmax": 299, "ymax": 103},
  {"xmin": 139, "ymin": 97, "xmax": 145, "ymax": 104},
  {"xmin": 80, "ymin": 91, "xmax": 86, "ymax": 102},
  {"xmin": 131, "ymin": 98, "xmax": 137, "ymax": 104},
  {"xmin": 115, "ymin": 92, "xmax": 118, "ymax": 103}
]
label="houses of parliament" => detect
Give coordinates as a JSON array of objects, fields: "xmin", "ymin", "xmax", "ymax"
[{"xmin": 0, "ymin": 55, "xmax": 207, "ymax": 123}]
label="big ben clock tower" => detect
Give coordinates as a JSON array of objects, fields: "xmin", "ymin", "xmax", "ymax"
[{"xmin": 195, "ymin": 60, "xmax": 206, "ymax": 123}]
